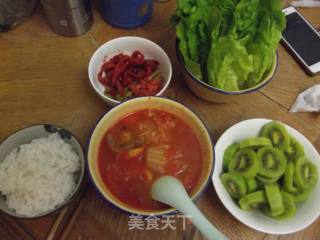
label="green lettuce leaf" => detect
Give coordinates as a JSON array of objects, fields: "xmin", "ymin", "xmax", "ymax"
[
  {"xmin": 177, "ymin": 0, "xmax": 197, "ymax": 15},
  {"xmin": 228, "ymin": 0, "xmax": 260, "ymax": 45},
  {"xmin": 217, "ymin": 0, "xmax": 238, "ymax": 36},
  {"xmin": 176, "ymin": 21, "xmax": 202, "ymax": 79},
  {"xmin": 247, "ymin": 0, "xmax": 285, "ymax": 84},
  {"xmin": 174, "ymin": 0, "xmax": 222, "ymax": 80},
  {"xmin": 208, "ymin": 37, "xmax": 253, "ymax": 90},
  {"xmin": 173, "ymin": 0, "xmax": 285, "ymax": 91},
  {"xmin": 247, "ymin": 42, "xmax": 274, "ymax": 86}
]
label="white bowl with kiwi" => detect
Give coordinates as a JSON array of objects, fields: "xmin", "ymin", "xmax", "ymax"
[{"xmin": 212, "ymin": 119, "xmax": 320, "ymax": 234}]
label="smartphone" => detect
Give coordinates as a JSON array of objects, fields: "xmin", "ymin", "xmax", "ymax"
[{"xmin": 282, "ymin": 6, "xmax": 320, "ymax": 75}]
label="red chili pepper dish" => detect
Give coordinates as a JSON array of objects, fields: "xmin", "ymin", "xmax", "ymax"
[{"xmin": 97, "ymin": 51, "xmax": 164, "ymax": 101}]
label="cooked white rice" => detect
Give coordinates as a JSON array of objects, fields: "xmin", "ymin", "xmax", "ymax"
[{"xmin": 0, "ymin": 133, "xmax": 80, "ymax": 217}]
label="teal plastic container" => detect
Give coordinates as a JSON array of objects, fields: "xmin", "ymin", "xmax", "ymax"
[{"xmin": 98, "ymin": 0, "xmax": 153, "ymax": 28}]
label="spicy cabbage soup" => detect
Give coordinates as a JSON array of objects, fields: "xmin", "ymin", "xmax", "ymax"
[{"xmin": 98, "ymin": 109, "xmax": 203, "ymax": 210}]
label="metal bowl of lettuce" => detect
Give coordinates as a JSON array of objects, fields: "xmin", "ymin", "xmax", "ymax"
[{"xmin": 173, "ymin": 0, "xmax": 285, "ymax": 103}]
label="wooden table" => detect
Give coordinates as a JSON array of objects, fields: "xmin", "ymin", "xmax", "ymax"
[{"xmin": 0, "ymin": 1, "xmax": 320, "ymax": 240}]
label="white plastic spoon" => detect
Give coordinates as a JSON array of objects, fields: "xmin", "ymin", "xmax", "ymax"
[{"xmin": 151, "ymin": 176, "xmax": 229, "ymax": 240}]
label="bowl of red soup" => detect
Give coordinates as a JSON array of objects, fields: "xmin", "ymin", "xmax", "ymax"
[
  {"xmin": 88, "ymin": 37, "xmax": 172, "ymax": 106},
  {"xmin": 87, "ymin": 97, "xmax": 213, "ymax": 215}
]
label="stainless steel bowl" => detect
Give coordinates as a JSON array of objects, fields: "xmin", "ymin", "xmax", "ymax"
[
  {"xmin": 0, "ymin": 124, "xmax": 85, "ymax": 219},
  {"xmin": 176, "ymin": 41, "xmax": 278, "ymax": 103}
]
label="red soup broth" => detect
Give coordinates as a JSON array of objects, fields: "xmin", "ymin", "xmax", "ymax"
[{"xmin": 98, "ymin": 109, "xmax": 203, "ymax": 210}]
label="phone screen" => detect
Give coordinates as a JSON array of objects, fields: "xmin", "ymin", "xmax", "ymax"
[{"xmin": 282, "ymin": 12, "xmax": 320, "ymax": 66}]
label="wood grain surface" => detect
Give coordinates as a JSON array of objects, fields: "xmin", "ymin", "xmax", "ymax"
[{"xmin": 0, "ymin": 1, "xmax": 320, "ymax": 240}]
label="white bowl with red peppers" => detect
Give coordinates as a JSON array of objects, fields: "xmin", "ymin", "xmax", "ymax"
[{"xmin": 88, "ymin": 36, "xmax": 172, "ymax": 106}]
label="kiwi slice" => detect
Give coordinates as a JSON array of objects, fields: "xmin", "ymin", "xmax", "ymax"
[
  {"xmin": 228, "ymin": 149, "xmax": 259, "ymax": 178},
  {"xmin": 284, "ymin": 162, "xmax": 298, "ymax": 193},
  {"xmin": 294, "ymin": 157, "xmax": 318, "ymax": 190},
  {"xmin": 261, "ymin": 121, "xmax": 290, "ymax": 151},
  {"xmin": 257, "ymin": 146, "xmax": 287, "ymax": 179},
  {"xmin": 221, "ymin": 173, "xmax": 247, "ymax": 199},
  {"xmin": 285, "ymin": 136, "xmax": 304, "ymax": 162},
  {"xmin": 273, "ymin": 192, "xmax": 296, "ymax": 220},
  {"xmin": 239, "ymin": 137, "xmax": 272, "ymax": 149},
  {"xmin": 292, "ymin": 188, "xmax": 312, "ymax": 203},
  {"xmin": 239, "ymin": 190, "xmax": 267, "ymax": 211},
  {"xmin": 265, "ymin": 184, "xmax": 284, "ymax": 217},
  {"xmin": 256, "ymin": 174, "xmax": 280, "ymax": 184},
  {"xmin": 220, "ymin": 121, "xmax": 317, "ymax": 221},
  {"xmin": 246, "ymin": 178, "xmax": 258, "ymax": 193},
  {"xmin": 223, "ymin": 143, "xmax": 239, "ymax": 172}
]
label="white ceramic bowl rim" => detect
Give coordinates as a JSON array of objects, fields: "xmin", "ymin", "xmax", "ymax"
[
  {"xmin": 88, "ymin": 36, "xmax": 172, "ymax": 105},
  {"xmin": 175, "ymin": 41, "xmax": 278, "ymax": 95},
  {"xmin": 212, "ymin": 118, "xmax": 320, "ymax": 234},
  {"xmin": 0, "ymin": 124, "xmax": 85, "ymax": 219}
]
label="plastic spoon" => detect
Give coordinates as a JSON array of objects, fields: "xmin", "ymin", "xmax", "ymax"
[{"xmin": 151, "ymin": 176, "xmax": 229, "ymax": 240}]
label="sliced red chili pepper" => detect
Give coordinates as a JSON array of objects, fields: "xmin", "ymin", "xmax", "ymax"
[
  {"xmin": 131, "ymin": 51, "xmax": 145, "ymax": 65},
  {"xmin": 100, "ymin": 61, "xmax": 116, "ymax": 71},
  {"xmin": 97, "ymin": 51, "xmax": 163, "ymax": 98},
  {"xmin": 123, "ymin": 71, "xmax": 135, "ymax": 86},
  {"xmin": 116, "ymin": 80, "xmax": 125, "ymax": 96}
]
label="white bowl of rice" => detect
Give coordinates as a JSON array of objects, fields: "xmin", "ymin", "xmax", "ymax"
[{"xmin": 0, "ymin": 124, "xmax": 85, "ymax": 218}]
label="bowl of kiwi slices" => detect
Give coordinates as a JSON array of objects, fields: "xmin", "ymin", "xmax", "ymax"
[{"xmin": 212, "ymin": 119, "xmax": 320, "ymax": 234}]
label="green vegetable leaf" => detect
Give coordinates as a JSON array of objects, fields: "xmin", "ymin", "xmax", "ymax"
[
  {"xmin": 173, "ymin": 0, "xmax": 285, "ymax": 91},
  {"xmin": 208, "ymin": 38, "xmax": 253, "ymax": 90},
  {"xmin": 247, "ymin": 42, "xmax": 274, "ymax": 86},
  {"xmin": 228, "ymin": 0, "xmax": 260, "ymax": 45},
  {"xmin": 176, "ymin": 21, "xmax": 202, "ymax": 79},
  {"xmin": 177, "ymin": 0, "xmax": 197, "ymax": 15}
]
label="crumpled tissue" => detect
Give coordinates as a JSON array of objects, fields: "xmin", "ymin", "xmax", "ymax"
[{"xmin": 290, "ymin": 84, "xmax": 320, "ymax": 112}]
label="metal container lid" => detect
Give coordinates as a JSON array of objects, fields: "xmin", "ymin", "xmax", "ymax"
[{"xmin": 41, "ymin": 0, "xmax": 89, "ymax": 10}]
